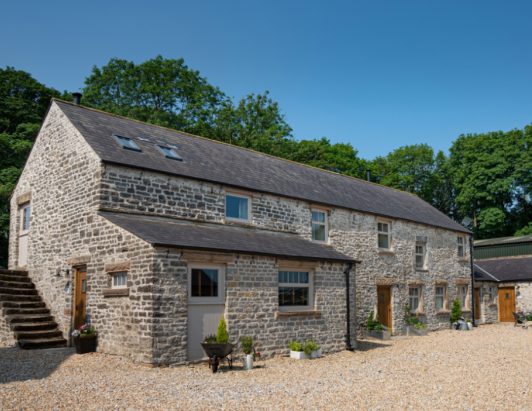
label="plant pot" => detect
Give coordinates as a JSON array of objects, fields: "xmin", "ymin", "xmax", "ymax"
[
  {"xmin": 402, "ymin": 326, "xmax": 428, "ymax": 337},
  {"xmin": 74, "ymin": 336, "xmax": 96, "ymax": 354},
  {"xmin": 467, "ymin": 322, "xmax": 473, "ymax": 330},
  {"xmin": 363, "ymin": 330, "xmax": 391, "ymax": 341},
  {"xmin": 310, "ymin": 349, "xmax": 322, "ymax": 359},
  {"xmin": 290, "ymin": 350, "xmax": 309, "ymax": 360}
]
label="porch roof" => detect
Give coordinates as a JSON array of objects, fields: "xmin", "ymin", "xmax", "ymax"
[
  {"xmin": 102, "ymin": 213, "xmax": 359, "ymax": 264},
  {"xmin": 474, "ymin": 256, "xmax": 532, "ymax": 282}
]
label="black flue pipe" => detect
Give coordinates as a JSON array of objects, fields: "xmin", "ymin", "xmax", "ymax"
[
  {"xmin": 345, "ymin": 262, "xmax": 355, "ymax": 351},
  {"xmin": 366, "ymin": 170, "xmax": 371, "ymax": 182},
  {"xmin": 72, "ymin": 93, "xmax": 82, "ymax": 105}
]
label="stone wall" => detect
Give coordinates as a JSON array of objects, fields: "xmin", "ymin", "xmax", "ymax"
[
  {"xmin": 515, "ymin": 282, "xmax": 532, "ymax": 313},
  {"xmin": 475, "ymin": 282, "xmax": 499, "ymax": 324}
]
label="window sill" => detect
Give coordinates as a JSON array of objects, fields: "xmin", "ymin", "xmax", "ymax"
[
  {"xmin": 275, "ymin": 310, "xmax": 322, "ymax": 319},
  {"xmin": 102, "ymin": 288, "xmax": 129, "ymax": 297},
  {"xmin": 415, "ymin": 268, "xmax": 429, "ymax": 272},
  {"xmin": 410, "ymin": 312, "xmax": 425, "ymax": 316},
  {"xmin": 457, "ymin": 258, "xmax": 469, "ymax": 263},
  {"xmin": 435, "ymin": 310, "xmax": 451, "ymax": 316},
  {"xmin": 461, "ymin": 309, "xmax": 472, "ymax": 313},
  {"xmin": 377, "ymin": 249, "xmax": 395, "ymax": 256},
  {"xmin": 224, "ymin": 219, "xmax": 254, "ymax": 228}
]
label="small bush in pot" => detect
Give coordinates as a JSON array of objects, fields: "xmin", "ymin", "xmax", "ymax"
[
  {"xmin": 216, "ymin": 315, "xmax": 229, "ymax": 343},
  {"xmin": 72, "ymin": 323, "xmax": 97, "ymax": 354},
  {"xmin": 450, "ymin": 299, "xmax": 462, "ymax": 324}
]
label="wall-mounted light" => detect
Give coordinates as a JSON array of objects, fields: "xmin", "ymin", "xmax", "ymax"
[{"xmin": 56, "ymin": 269, "xmax": 70, "ymax": 277}]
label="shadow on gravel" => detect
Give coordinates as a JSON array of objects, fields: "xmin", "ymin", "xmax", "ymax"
[
  {"xmin": 356, "ymin": 340, "xmax": 392, "ymax": 352},
  {"xmin": 0, "ymin": 346, "xmax": 75, "ymax": 384}
]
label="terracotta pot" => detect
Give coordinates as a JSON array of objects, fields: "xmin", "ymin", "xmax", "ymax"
[{"xmin": 74, "ymin": 336, "xmax": 96, "ymax": 354}]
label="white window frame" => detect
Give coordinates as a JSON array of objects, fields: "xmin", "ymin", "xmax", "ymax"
[
  {"xmin": 187, "ymin": 263, "xmax": 225, "ymax": 304},
  {"xmin": 377, "ymin": 221, "xmax": 391, "ymax": 250},
  {"xmin": 278, "ymin": 268, "xmax": 313, "ymax": 311},
  {"xmin": 155, "ymin": 145, "xmax": 183, "ymax": 161},
  {"xmin": 415, "ymin": 244, "xmax": 425, "ymax": 269},
  {"xmin": 458, "ymin": 285, "xmax": 468, "ymax": 308},
  {"xmin": 111, "ymin": 272, "xmax": 128, "ymax": 289},
  {"xmin": 20, "ymin": 203, "xmax": 30, "ymax": 235},
  {"xmin": 457, "ymin": 236, "xmax": 466, "ymax": 258},
  {"xmin": 112, "ymin": 134, "xmax": 142, "ymax": 152},
  {"xmin": 225, "ymin": 193, "xmax": 251, "ymax": 223},
  {"xmin": 311, "ymin": 209, "xmax": 328, "ymax": 244},
  {"xmin": 435, "ymin": 286, "xmax": 446, "ymax": 311},
  {"xmin": 409, "ymin": 287, "xmax": 421, "ymax": 314}
]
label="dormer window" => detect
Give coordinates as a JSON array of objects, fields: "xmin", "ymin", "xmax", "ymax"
[
  {"xmin": 156, "ymin": 145, "xmax": 183, "ymax": 161},
  {"xmin": 112, "ymin": 134, "xmax": 141, "ymax": 152}
]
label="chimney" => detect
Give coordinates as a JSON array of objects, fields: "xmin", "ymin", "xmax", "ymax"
[
  {"xmin": 366, "ymin": 170, "xmax": 371, "ymax": 182},
  {"xmin": 72, "ymin": 93, "xmax": 82, "ymax": 105}
]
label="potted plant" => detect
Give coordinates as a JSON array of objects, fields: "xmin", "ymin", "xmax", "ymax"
[
  {"xmin": 450, "ymin": 299, "xmax": 462, "ymax": 330},
  {"xmin": 402, "ymin": 305, "xmax": 428, "ymax": 336},
  {"xmin": 363, "ymin": 311, "xmax": 391, "ymax": 341},
  {"xmin": 240, "ymin": 336, "xmax": 261, "ymax": 370},
  {"xmin": 71, "ymin": 323, "xmax": 97, "ymax": 354},
  {"xmin": 200, "ymin": 315, "xmax": 235, "ymax": 372},
  {"xmin": 288, "ymin": 338, "xmax": 322, "ymax": 360}
]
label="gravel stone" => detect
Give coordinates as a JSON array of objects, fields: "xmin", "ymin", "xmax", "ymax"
[{"xmin": 0, "ymin": 323, "xmax": 528, "ymax": 410}]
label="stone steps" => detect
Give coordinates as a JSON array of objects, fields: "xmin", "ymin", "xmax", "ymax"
[
  {"xmin": 17, "ymin": 337, "xmax": 68, "ymax": 350},
  {"xmin": 0, "ymin": 269, "xmax": 67, "ymax": 350}
]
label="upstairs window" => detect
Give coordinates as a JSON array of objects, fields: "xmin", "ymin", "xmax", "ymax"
[
  {"xmin": 435, "ymin": 287, "xmax": 445, "ymax": 310},
  {"xmin": 156, "ymin": 145, "xmax": 183, "ymax": 161},
  {"xmin": 112, "ymin": 134, "xmax": 141, "ymax": 152},
  {"xmin": 225, "ymin": 194, "xmax": 251, "ymax": 223},
  {"xmin": 311, "ymin": 210, "xmax": 327, "ymax": 243},
  {"xmin": 415, "ymin": 245, "xmax": 425, "ymax": 268},
  {"xmin": 378, "ymin": 222, "xmax": 390, "ymax": 249},
  {"xmin": 20, "ymin": 204, "xmax": 30, "ymax": 233},
  {"xmin": 278, "ymin": 270, "xmax": 312, "ymax": 310},
  {"xmin": 112, "ymin": 272, "xmax": 127, "ymax": 289},
  {"xmin": 457, "ymin": 236, "xmax": 465, "ymax": 258}
]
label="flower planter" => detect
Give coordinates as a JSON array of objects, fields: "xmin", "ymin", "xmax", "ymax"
[
  {"xmin": 74, "ymin": 337, "xmax": 96, "ymax": 354},
  {"xmin": 363, "ymin": 330, "xmax": 391, "ymax": 341},
  {"xmin": 310, "ymin": 348, "xmax": 322, "ymax": 359},
  {"xmin": 290, "ymin": 349, "xmax": 322, "ymax": 360},
  {"xmin": 402, "ymin": 326, "xmax": 428, "ymax": 337}
]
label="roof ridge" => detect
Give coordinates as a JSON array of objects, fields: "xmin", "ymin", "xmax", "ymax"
[{"xmin": 52, "ymin": 98, "xmax": 418, "ymax": 198}]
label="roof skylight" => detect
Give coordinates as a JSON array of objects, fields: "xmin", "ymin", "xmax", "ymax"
[
  {"xmin": 156, "ymin": 145, "xmax": 183, "ymax": 161},
  {"xmin": 112, "ymin": 134, "xmax": 141, "ymax": 152}
]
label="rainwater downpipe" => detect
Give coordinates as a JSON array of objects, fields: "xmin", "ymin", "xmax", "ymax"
[
  {"xmin": 470, "ymin": 234, "xmax": 477, "ymax": 327},
  {"xmin": 344, "ymin": 262, "xmax": 355, "ymax": 351}
]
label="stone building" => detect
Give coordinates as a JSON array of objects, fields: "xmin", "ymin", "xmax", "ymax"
[{"xmin": 2, "ymin": 99, "xmax": 472, "ymax": 365}]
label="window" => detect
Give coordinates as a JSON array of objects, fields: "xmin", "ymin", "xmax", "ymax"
[
  {"xmin": 457, "ymin": 236, "xmax": 465, "ymax": 258},
  {"xmin": 409, "ymin": 288, "xmax": 420, "ymax": 313},
  {"xmin": 415, "ymin": 245, "xmax": 425, "ymax": 268},
  {"xmin": 112, "ymin": 273, "xmax": 127, "ymax": 288},
  {"xmin": 112, "ymin": 134, "xmax": 141, "ymax": 151},
  {"xmin": 20, "ymin": 204, "xmax": 30, "ymax": 233},
  {"xmin": 435, "ymin": 287, "xmax": 445, "ymax": 311},
  {"xmin": 278, "ymin": 270, "xmax": 312, "ymax": 310},
  {"xmin": 156, "ymin": 145, "xmax": 183, "ymax": 161},
  {"xmin": 458, "ymin": 286, "xmax": 468, "ymax": 308},
  {"xmin": 311, "ymin": 210, "xmax": 327, "ymax": 243},
  {"xmin": 378, "ymin": 222, "xmax": 390, "ymax": 249},
  {"xmin": 188, "ymin": 264, "xmax": 225, "ymax": 304},
  {"xmin": 484, "ymin": 286, "xmax": 496, "ymax": 303},
  {"xmin": 225, "ymin": 194, "xmax": 251, "ymax": 222}
]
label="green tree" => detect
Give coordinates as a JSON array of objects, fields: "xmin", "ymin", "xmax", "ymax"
[
  {"xmin": 0, "ymin": 67, "xmax": 67, "ymax": 268},
  {"xmin": 216, "ymin": 315, "xmax": 229, "ymax": 343}
]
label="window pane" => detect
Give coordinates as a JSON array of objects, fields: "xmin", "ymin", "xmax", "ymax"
[
  {"xmin": 279, "ymin": 287, "xmax": 309, "ymax": 306},
  {"xmin": 312, "ymin": 211, "xmax": 325, "ymax": 223},
  {"xmin": 378, "ymin": 234, "xmax": 388, "ymax": 248},
  {"xmin": 458, "ymin": 246, "xmax": 464, "ymax": 257},
  {"xmin": 436, "ymin": 296, "xmax": 444, "ymax": 310},
  {"xmin": 416, "ymin": 246, "xmax": 423, "ymax": 254},
  {"xmin": 312, "ymin": 224, "xmax": 326, "ymax": 241},
  {"xmin": 23, "ymin": 207, "xmax": 30, "ymax": 230},
  {"xmin": 82, "ymin": 280, "xmax": 86, "ymax": 293},
  {"xmin": 299, "ymin": 272, "xmax": 309, "ymax": 284},
  {"xmin": 409, "ymin": 297, "xmax": 418, "ymax": 311},
  {"xmin": 289, "ymin": 271, "xmax": 298, "ymax": 283},
  {"xmin": 226, "ymin": 196, "xmax": 248, "ymax": 220},
  {"xmin": 191, "ymin": 269, "xmax": 218, "ymax": 297},
  {"xmin": 436, "ymin": 287, "xmax": 443, "ymax": 295},
  {"xmin": 379, "ymin": 223, "xmax": 388, "ymax": 233},
  {"xmin": 409, "ymin": 288, "xmax": 418, "ymax": 296},
  {"xmin": 279, "ymin": 271, "xmax": 287, "ymax": 283},
  {"xmin": 458, "ymin": 237, "xmax": 463, "ymax": 244},
  {"xmin": 113, "ymin": 276, "xmax": 117, "ymax": 286},
  {"xmin": 416, "ymin": 255, "xmax": 424, "ymax": 267}
]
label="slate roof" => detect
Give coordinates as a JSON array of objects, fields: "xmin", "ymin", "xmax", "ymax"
[
  {"xmin": 55, "ymin": 100, "xmax": 470, "ymax": 234},
  {"xmin": 101, "ymin": 213, "xmax": 358, "ymax": 263},
  {"xmin": 474, "ymin": 235, "xmax": 532, "ymax": 248},
  {"xmin": 474, "ymin": 257, "xmax": 532, "ymax": 282}
]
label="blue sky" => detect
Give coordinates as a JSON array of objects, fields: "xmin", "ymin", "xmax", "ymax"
[{"xmin": 2, "ymin": 1, "xmax": 531, "ymax": 159}]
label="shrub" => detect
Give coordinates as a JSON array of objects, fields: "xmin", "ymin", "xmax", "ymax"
[
  {"xmin": 204, "ymin": 334, "xmax": 217, "ymax": 343},
  {"xmin": 241, "ymin": 336, "xmax": 253, "ymax": 354},
  {"xmin": 216, "ymin": 315, "xmax": 229, "ymax": 343},
  {"xmin": 450, "ymin": 299, "xmax": 462, "ymax": 324},
  {"xmin": 288, "ymin": 339, "xmax": 303, "ymax": 352},
  {"xmin": 366, "ymin": 311, "xmax": 381, "ymax": 330}
]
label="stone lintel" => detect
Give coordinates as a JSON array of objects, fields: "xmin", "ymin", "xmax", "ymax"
[
  {"xmin": 16, "ymin": 191, "xmax": 31, "ymax": 205},
  {"xmin": 102, "ymin": 288, "xmax": 129, "ymax": 297},
  {"xmin": 181, "ymin": 251, "xmax": 233, "ymax": 264},
  {"xmin": 105, "ymin": 261, "xmax": 131, "ymax": 273},
  {"xmin": 277, "ymin": 259, "xmax": 319, "ymax": 270},
  {"xmin": 67, "ymin": 254, "xmax": 92, "ymax": 266},
  {"xmin": 275, "ymin": 310, "xmax": 322, "ymax": 319},
  {"xmin": 375, "ymin": 277, "xmax": 397, "ymax": 286},
  {"xmin": 474, "ymin": 284, "xmax": 482, "ymax": 289},
  {"xmin": 454, "ymin": 278, "xmax": 471, "ymax": 286},
  {"xmin": 434, "ymin": 279, "xmax": 448, "ymax": 286},
  {"xmin": 407, "ymin": 279, "xmax": 424, "ymax": 287},
  {"xmin": 416, "ymin": 236, "xmax": 427, "ymax": 244},
  {"xmin": 498, "ymin": 283, "xmax": 517, "ymax": 288}
]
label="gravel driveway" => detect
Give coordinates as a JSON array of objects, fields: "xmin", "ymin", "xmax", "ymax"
[{"xmin": 0, "ymin": 323, "xmax": 530, "ymax": 410}]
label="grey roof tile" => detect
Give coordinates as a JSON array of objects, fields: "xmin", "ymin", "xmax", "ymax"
[
  {"xmin": 474, "ymin": 257, "xmax": 532, "ymax": 282},
  {"xmin": 101, "ymin": 213, "xmax": 358, "ymax": 263},
  {"xmin": 56, "ymin": 100, "xmax": 470, "ymax": 234}
]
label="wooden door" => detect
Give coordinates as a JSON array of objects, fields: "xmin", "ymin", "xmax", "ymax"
[
  {"xmin": 377, "ymin": 286, "xmax": 392, "ymax": 328},
  {"xmin": 498, "ymin": 287, "xmax": 516, "ymax": 322},
  {"xmin": 74, "ymin": 268, "xmax": 87, "ymax": 328},
  {"xmin": 474, "ymin": 289, "xmax": 481, "ymax": 320}
]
